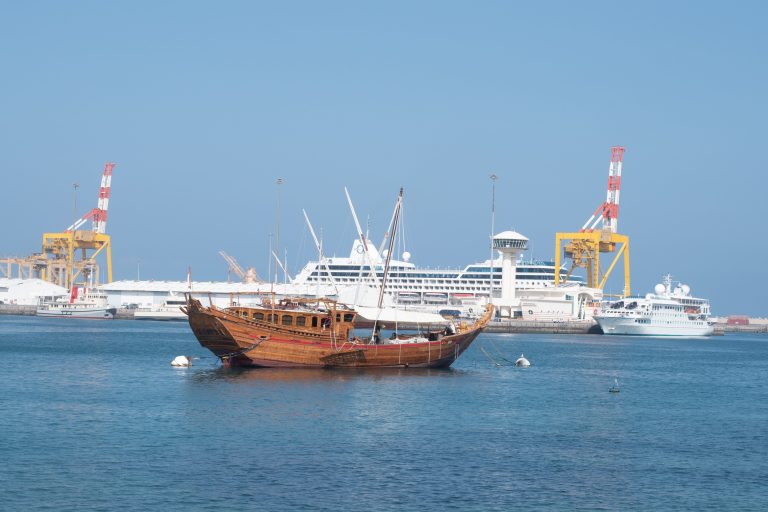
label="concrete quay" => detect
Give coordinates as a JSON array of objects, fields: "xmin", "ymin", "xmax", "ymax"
[
  {"xmin": 485, "ymin": 319, "xmax": 600, "ymax": 334},
  {"xmin": 716, "ymin": 323, "xmax": 768, "ymax": 334},
  {"xmin": 115, "ymin": 308, "xmax": 136, "ymax": 320},
  {"xmin": 0, "ymin": 304, "xmax": 36, "ymax": 316}
]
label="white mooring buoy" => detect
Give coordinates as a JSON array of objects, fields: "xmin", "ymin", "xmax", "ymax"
[
  {"xmin": 514, "ymin": 353, "xmax": 531, "ymax": 367},
  {"xmin": 171, "ymin": 355, "xmax": 192, "ymax": 367}
]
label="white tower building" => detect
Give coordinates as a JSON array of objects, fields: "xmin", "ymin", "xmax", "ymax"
[{"xmin": 492, "ymin": 230, "xmax": 529, "ymax": 318}]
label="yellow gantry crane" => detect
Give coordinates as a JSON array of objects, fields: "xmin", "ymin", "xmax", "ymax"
[
  {"xmin": 41, "ymin": 163, "xmax": 116, "ymax": 289},
  {"xmin": 555, "ymin": 147, "xmax": 630, "ymax": 297}
]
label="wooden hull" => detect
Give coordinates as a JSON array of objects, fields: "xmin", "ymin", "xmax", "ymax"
[{"xmin": 185, "ymin": 299, "xmax": 492, "ymax": 369}]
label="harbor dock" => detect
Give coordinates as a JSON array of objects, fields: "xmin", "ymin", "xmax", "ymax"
[
  {"xmin": 0, "ymin": 304, "xmax": 36, "ymax": 316},
  {"xmin": 486, "ymin": 319, "xmax": 599, "ymax": 334}
]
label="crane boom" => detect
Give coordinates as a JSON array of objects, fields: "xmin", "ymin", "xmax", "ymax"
[
  {"xmin": 580, "ymin": 147, "xmax": 624, "ymax": 233},
  {"xmin": 66, "ymin": 162, "xmax": 116, "ymax": 233},
  {"xmin": 218, "ymin": 251, "xmax": 246, "ymax": 279}
]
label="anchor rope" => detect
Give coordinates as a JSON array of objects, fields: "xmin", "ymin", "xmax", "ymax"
[
  {"xmin": 477, "ymin": 341, "xmax": 515, "ymax": 367},
  {"xmin": 219, "ymin": 337, "xmax": 267, "ymax": 360},
  {"xmin": 486, "ymin": 338, "xmax": 517, "ymax": 365},
  {"xmin": 478, "ymin": 344, "xmax": 505, "ymax": 367}
]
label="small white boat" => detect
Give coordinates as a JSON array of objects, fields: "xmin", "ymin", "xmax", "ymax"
[
  {"xmin": 36, "ymin": 287, "xmax": 116, "ymax": 319},
  {"xmin": 134, "ymin": 297, "xmax": 188, "ymax": 321},
  {"xmin": 609, "ymin": 378, "xmax": 621, "ymax": 393}
]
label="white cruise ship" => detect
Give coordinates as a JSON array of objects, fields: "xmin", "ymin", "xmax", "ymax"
[
  {"xmin": 102, "ymin": 239, "xmax": 599, "ymax": 322},
  {"xmin": 292, "ymin": 239, "xmax": 584, "ymax": 310},
  {"xmin": 595, "ymin": 275, "xmax": 714, "ymax": 336}
]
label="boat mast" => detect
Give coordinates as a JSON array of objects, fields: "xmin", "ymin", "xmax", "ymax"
[
  {"xmin": 377, "ymin": 196, "xmax": 400, "ymax": 256},
  {"xmin": 274, "ymin": 178, "xmax": 283, "ymax": 285},
  {"xmin": 302, "ymin": 209, "xmax": 339, "ymax": 296},
  {"xmin": 489, "ymin": 174, "xmax": 497, "ymax": 300},
  {"xmin": 271, "ymin": 250, "xmax": 293, "ymax": 283},
  {"xmin": 369, "ymin": 188, "xmax": 404, "ymax": 343},
  {"xmin": 377, "ymin": 188, "xmax": 403, "ymax": 309},
  {"xmin": 344, "ymin": 187, "xmax": 382, "ymax": 288}
]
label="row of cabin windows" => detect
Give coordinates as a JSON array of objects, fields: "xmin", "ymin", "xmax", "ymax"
[
  {"xmin": 307, "ymin": 276, "xmax": 556, "ymax": 287},
  {"xmin": 635, "ymin": 319, "xmax": 705, "ymax": 325},
  {"xmin": 244, "ymin": 311, "xmax": 355, "ymax": 326}
]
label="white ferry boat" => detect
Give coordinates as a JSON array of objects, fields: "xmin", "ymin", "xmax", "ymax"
[
  {"xmin": 595, "ymin": 275, "xmax": 714, "ymax": 336},
  {"xmin": 292, "ymin": 239, "xmax": 584, "ymax": 309},
  {"xmin": 37, "ymin": 287, "xmax": 117, "ymax": 319},
  {"xmin": 134, "ymin": 297, "xmax": 188, "ymax": 321}
]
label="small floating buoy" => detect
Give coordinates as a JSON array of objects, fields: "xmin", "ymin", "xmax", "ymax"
[
  {"xmin": 171, "ymin": 355, "xmax": 192, "ymax": 367},
  {"xmin": 609, "ymin": 378, "xmax": 620, "ymax": 393},
  {"xmin": 514, "ymin": 353, "xmax": 530, "ymax": 367}
]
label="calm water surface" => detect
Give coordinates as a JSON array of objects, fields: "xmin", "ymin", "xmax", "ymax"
[{"xmin": 1, "ymin": 316, "xmax": 766, "ymax": 511}]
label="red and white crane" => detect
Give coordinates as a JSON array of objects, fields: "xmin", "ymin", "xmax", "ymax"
[
  {"xmin": 579, "ymin": 146, "xmax": 624, "ymax": 233},
  {"xmin": 555, "ymin": 146, "xmax": 631, "ymax": 296},
  {"xmin": 66, "ymin": 162, "xmax": 116, "ymax": 233}
]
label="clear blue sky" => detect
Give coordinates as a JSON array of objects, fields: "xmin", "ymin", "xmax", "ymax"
[{"xmin": 1, "ymin": 1, "xmax": 766, "ymax": 315}]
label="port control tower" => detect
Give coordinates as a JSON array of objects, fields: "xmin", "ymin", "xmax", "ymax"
[{"xmin": 492, "ymin": 230, "xmax": 529, "ymax": 318}]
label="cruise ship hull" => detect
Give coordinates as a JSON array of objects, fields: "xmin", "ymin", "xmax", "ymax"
[
  {"xmin": 36, "ymin": 306, "xmax": 116, "ymax": 319},
  {"xmin": 134, "ymin": 310, "xmax": 187, "ymax": 321},
  {"xmin": 596, "ymin": 316, "xmax": 714, "ymax": 336}
]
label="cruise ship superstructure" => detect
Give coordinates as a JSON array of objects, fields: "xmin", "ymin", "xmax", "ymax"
[
  {"xmin": 293, "ymin": 239, "xmax": 581, "ymax": 302},
  {"xmin": 289, "ymin": 237, "xmax": 600, "ymax": 319},
  {"xmin": 103, "ymin": 236, "xmax": 602, "ymax": 321}
]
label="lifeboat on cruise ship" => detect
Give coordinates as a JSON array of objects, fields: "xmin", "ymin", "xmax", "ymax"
[
  {"xmin": 396, "ymin": 291, "xmax": 422, "ymax": 304},
  {"xmin": 424, "ymin": 292, "xmax": 449, "ymax": 304}
]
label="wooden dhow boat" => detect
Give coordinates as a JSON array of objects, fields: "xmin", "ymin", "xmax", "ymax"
[
  {"xmin": 184, "ymin": 296, "xmax": 493, "ymax": 368},
  {"xmin": 184, "ymin": 186, "xmax": 493, "ymax": 368}
]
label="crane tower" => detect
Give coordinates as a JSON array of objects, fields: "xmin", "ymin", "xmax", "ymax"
[
  {"xmin": 41, "ymin": 162, "xmax": 116, "ymax": 289},
  {"xmin": 554, "ymin": 147, "xmax": 630, "ymax": 296}
]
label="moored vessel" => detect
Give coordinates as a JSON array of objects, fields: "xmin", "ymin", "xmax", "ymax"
[
  {"xmin": 134, "ymin": 297, "xmax": 187, "ymax": 321},
  {"xmin": 184, "ymin": 296, "xmax": 493, "ymax": 368},
  {"xmin": 595, "ymin": 275, "xmax": 714, "ymax": 336},
  {"xmin": 36, "ymin": 286, "xmax": 116, "ymax": 319}
]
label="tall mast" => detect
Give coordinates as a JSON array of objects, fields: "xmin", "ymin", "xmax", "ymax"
[
  {"xmin": 274, "ymin": 178, "xmax": 283, "ymax": 284},
  {"xmin": 303, "ymin": 209, "xmax": 339, "ymax": 295},
  {"xmin": 377, "ymin": 188, "xmax": 403, "ymax": 308},
  {"xmin": 377, "ymin": 197, "xmax": 400, "ymax": 255},
  {"xmin": 344, "ymin": 187, "xmax": 382, "ymax": 288},
  {"xmin": 489, "ymin": 174, "xmax": 498, "ymax": 299}
]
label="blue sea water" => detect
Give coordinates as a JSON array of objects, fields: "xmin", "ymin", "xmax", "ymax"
[{"xmin": 0, "ymin": 316, "xmax": 766, "ymax": 511}]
